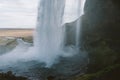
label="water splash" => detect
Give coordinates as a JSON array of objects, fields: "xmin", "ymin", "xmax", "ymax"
[{"xmin": 0, "ymin": 0, "xmax": 86, "ymax": 67}]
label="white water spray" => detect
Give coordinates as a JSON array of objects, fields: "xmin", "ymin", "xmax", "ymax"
[
  {"xmin": 0, "ymin": 0, "xmax": 86, "ymax": 67},
  {"xmin": 33, "ymin": 0, "xmax": 66, "ymax": 66}
]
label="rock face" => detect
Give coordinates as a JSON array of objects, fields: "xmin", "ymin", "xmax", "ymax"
[
  {"xmin": 81, "ymin": 0, "xmax": 120, "ymax": 71},
  {"xmin": 0, "ymin": 71, "xmax": 27, "ymax": 80},
  {"xmin": 65, "ymin": 19, "xmax": 78, "ymax": 46},
  {"xmin": 72, "ymin": 0, "xmax": 120, "ymax": 80},
  {"xmin": 81, "ymin": 0, "xmax": 120, "ymax": 43},
  {"xmin": 65, "ymin": 0, "xmax": 120, "ymax": 74}
]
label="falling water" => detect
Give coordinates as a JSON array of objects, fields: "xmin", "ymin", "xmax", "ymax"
[
  {"xmin": 63, "ymin": 0, "xmax": 86, "ymax": 46},
  {"xmin": 33, "ymin": 0, "xmax": 66, "ymax": 67},
  {"xmin": 34, "ymin": 0, "xmax": 65, "ymax": 48},
  {"xmin": 75, "ymin": 0, "xmax": 86, "ymax": 46},
  {"xmin": 33, "ymin": 0, "xmax": 87, "ymax": 66},
  {"xmin": 34, "ymin": 0, "xmax": 65, "ymax": 53},
  {"xmin": 0, "ymin": 0, "xmax": 87, "ymax": 67}
]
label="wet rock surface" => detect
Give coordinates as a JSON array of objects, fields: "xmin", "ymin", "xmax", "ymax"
[
  {"xmin": 81, "ymin": 0, "xmax": 120, "ymax": 71},
  {"xmin": 74, "ymin": 0, "xmax": 120, "ymax": 80},
  {"xmin": 0, "ymin": 71, "xmax": 27, "ymax": 80}
]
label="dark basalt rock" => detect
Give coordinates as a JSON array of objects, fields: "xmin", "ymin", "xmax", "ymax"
[
  {"xmin": 0, "ymin": 71, "xmax": 27, "ymax": 80},
  {"xmin": 73, "ymin": 64, "xmax": 120, "ymax": 80},
  {"xmin": 71, "ymin": 0, "xmax": 120, "ymax": 80},
  {"xmin": 81, "ymin": 0, "xmax": 120, "ymax": 72}
]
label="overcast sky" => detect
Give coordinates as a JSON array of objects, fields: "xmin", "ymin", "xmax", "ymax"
[
  {"xmin": 0, "ymin": 0, "xmax": 38, "ymax": 28},
  {"xmin": 0, "ymin": 0, "xmax": 85, "ymax": 28}
]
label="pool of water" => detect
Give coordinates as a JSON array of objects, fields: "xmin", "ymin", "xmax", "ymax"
[{"xmin": 0, "ymin": 51, "xmax": 88, "ymax": 80}]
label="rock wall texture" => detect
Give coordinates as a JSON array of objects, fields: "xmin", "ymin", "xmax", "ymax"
[
  {"xmin": 68, "ymin": 0, "xmax": 120, "ymax": 80},
  {"xmin": 76, "ymin": 0, "xmax": 120, "ymax": 79}
]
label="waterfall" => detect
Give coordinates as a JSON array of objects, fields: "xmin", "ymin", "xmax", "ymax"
[
  {"xmin": 33, "ymin": 0, "xmax": 86, "ymax": 67},
  {"xmin": 75, "ymin": 0, "xmax": 86, "ymax": 46},
  {"xmin": 34, "ymin": 0, "xmax": 65, "ymax": 53},
  {"xmin": 0, "ymin": 0, "xmax": 86, "ymax": 67},
  {"xmin": 33, "ymin": 0, "xmax": 66, "ymax": 67},
  {"xmin": 63, "ymin": 0, "xmax": 86, "ymax": 46}
]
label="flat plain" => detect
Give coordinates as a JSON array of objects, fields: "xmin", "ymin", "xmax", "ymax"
[{"xmin": 0, "ymin": 29, "xmax": 34, "ymax": 37}]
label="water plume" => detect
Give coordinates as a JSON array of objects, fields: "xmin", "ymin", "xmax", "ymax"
[{"xmin": 0, "ymin": 0, "xmax": 86, "ymax": 67}]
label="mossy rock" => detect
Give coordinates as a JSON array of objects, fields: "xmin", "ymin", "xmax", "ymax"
[{"xmin": 74, "ymin": 64, "xmax": 120, "ymax": 80}]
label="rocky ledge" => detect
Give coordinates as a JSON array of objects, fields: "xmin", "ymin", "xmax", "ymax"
[{"xmin": 0, "ymin": 71, "xmax": 27, "ymax": 80}]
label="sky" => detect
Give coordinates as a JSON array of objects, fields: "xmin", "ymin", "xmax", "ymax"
[
  {"xmin": 0, "ymin": 0, "xmax": 85, "ymax": 28},
  {"xmin": 0, "ymin": 0, "xmax": 38, "ymax": 28}
]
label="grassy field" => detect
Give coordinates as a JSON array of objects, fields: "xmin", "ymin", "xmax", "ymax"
[{"xmin": 0, "ymin": 29, "xmax": 34, "ymax": 37}]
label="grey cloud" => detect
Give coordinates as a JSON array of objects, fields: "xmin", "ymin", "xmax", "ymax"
[{"xmin": 0, "ymin": 0, "xmax": 38, "ymax": 28}]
